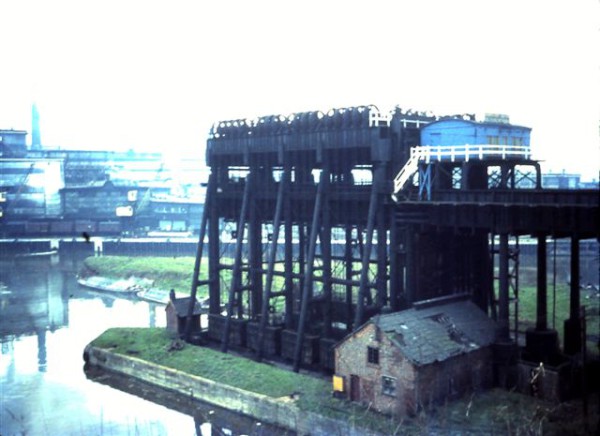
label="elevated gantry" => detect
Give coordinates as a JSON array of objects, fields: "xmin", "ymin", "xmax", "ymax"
[
  {"xmin": 189, "ymin": 106, "xmax": 437, "ymax": 371},
  {"xmin": 186, "ymin": 106, "xmax": 598, "ymax": 375}
]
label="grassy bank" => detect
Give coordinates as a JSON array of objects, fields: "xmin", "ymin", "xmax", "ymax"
[
  {"xmin": 91, "ymin": 327, "xmax": 401, "ymax": 434},
  {"xmin": 91, "ymin": 328, "xmax": 598, "ymax": 435},
  {"xmin": 506, "ymin": 284, "xmax": 599, "ymax": 356},
  {"xmin": 82, "ymin": 256, "xmax": 599, "ymax": 354},
  {"xmin": 82, "ymin": 256, "xmax": 203, "ymax": 296}
]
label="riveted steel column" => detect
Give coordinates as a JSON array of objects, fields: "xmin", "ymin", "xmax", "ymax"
[
  {"xmin": 389, "ymin": 209, "xmax": 400, "ymax": 311},
  {"xmin": 248, "ymin": 173, "xmax": 262, "ymax": 319},
  {"xmin": 208, "ymin": 172, "xmax": 221, "ymax": 315},
  {"xmin": 536, "ymin": 235, "xmax": 548, "ymax": 330},
  {"xmin": 497, "ymin": 233, "xmax": 510, "ymax": 341},
  {"xmin": 221, "ymin": 173, "xmax": 252, "ymax": 353},
  {"xmin": 345, "ymin": 225, "xmax": 354, "ymax": 330},
  {"xmin": 293, "ymin": 169, "xmax": 327, "ymax": 372},
  {"xmin": 185, "ymin": 172, "xmax": 213, "ymax": 341},
  {"xmin": 257, "ymin": 168, "xmax": 288, "ymax": 360},
  {"xmin": 284, "ymin": 177, "xmax": 294, "ymax": 330},
  {"xmin": 564, "ymin": 235, "xmax": 582, "ymax": 355},
  {"xmin": 321, "ymin": 170, "xmax": 332, "ymax": 338},
  {"xmin": 354, "ymin": 172, "xmax": 379, "ymax": 328},
  {"xmin": 376, "ymin": 174, "xmax": 387, "ymax": 308}
]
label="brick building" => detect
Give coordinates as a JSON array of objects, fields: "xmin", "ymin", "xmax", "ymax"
[{"xmin": 334, "ymin": 299, "xmax": 496, "ymax": 416}]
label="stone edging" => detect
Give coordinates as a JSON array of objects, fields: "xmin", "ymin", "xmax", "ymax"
[{"xmin": 84, "ymin": 345, "xmax": 384, "ymax": 436}]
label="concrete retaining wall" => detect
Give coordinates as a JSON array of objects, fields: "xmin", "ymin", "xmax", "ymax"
[{"xmin": 84, "ymin": 345, "xmax": 385, "ymax": 436}]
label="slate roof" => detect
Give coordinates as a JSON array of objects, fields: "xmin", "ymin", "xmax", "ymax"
[
  {"xmin": 371, "ymin": 300, "xmax": 496, "ymax": 366},
  {"xmin": 168, "ymin": 296, "xmax": 204, "ymax": 317}
]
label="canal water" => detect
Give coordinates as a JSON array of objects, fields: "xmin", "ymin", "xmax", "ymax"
[
  {"xmin": 0, "ymin": 253, "xmax": 290, "ymax": 436},
  {"xmin": 1, "ymin": 243, "xmax": 597, "ymax": 435}
]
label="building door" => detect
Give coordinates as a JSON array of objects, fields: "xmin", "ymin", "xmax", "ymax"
[{"xmin": 350, "ymin": 374, "xmax": 360, "ymax": 401}]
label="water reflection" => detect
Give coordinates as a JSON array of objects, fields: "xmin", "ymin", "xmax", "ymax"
[
  {"xmin": 86, "ymin": 366, "xmax": 293, "ymax": 436},
  {"xmin": 36, "ymin": 328, "xmax": 47, "ymax": 372},
  {"xmin": 1, "ymin": 254, "xmax": 282, "ymax": 436}
]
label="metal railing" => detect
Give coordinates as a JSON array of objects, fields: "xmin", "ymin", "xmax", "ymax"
[
  {"xmin": 412, "ymin": 144, "xmax": 531, "ymax": 163},
  {"xmin": 393, "ymin": 144, "xmax": 532, "ymax": 195}
]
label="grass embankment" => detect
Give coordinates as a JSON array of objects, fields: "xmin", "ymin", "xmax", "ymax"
[
  {"xmin": 83, "ymin": 256, "xmax": 599, "ymax": 353},
  {"xmin": 493, "ymin": 264, "xmax": 599, "ymax": 356},
  {"xmin": 92, "ymin": 327, "xmax": 598, "ymax": 435},
  {"xmin": 503, "ymin": 280, "xmax": 599, "ymax": 356},
  {"xmin": 82, "ymin": 256, "xmax": 203, "ymax": 296},
  {"xmin": 91, "ymin": 327, "xmax": 399, "ymax": 434}
]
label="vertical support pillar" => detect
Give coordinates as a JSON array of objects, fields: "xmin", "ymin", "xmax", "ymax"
[
  {"xmin": 536, "ymin": 235, "xmax": 547, "ymax": 330},
  {"xmin": 389, "ymin": 211, "xmax": 400, "ymax": 311},
  {"xmin": 376, "ymin": 189, "xmax": 387, "ymax": 308},
  {"xmin": 525, "ymin": 234, "xmax": 559, "ymax": 362},
  {"xmin": 321, "ymin": 170, "xmax": 332, "ymax": 338},
  {"xmin": 185, "ymin": 172, "xmax": 213, "ymax": 341},
  {"xmin": 472, "ymin": 231, "xmax": 492, "ymax": 312},
  {"xmin": 221, "ymin": 173, "xmax": 252, "ymax": 353},
  {"xmin": 493, "ymin": 232, "xmax": 518, "ymax": 389},
  {"xmin": 257, "ymin": 168, "xmax": 288, "ymax": 360},
  {"xmin": 248, "ymin": 174, "xmax": 262, "ymax": 319},
  {"xmin": 405, "ymin": 228, "xmax": 415, "ymax": 305},
  {"xmin": 497, "ymin": 233, "xmax": 510, "ymax": 341},
  {"xmin": 344, "ymin": 225, "xmax": 354, "ymax": 331},
  {"xmin": 284, "ymin": 183, "xmax": 294, "ymax": 330},
  {"xmin": 297, "ymin": 222, "xmax": 306, "ymax": 314},
  {"xmin": 208, "ymin": 172, "xmax": 221, "ymax": 315},
  {"xmin": 564, "ymin": 235, "xmax": 582, "ymax": 355},
  {"xmin": 534, "ymin": 162, "xmax": 542, "ymax": 189},
  {"xmin": 354, "ymin": 172, "xmax": 379, "ymax": 328},
  {"xmin": 293, "ymin": 169, "xmax": 327, "ymax": 372}
]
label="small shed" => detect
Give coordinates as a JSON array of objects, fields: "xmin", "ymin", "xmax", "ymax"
[
  {"xmin": 334, "ymin": 299, "xmax": 496, "ymax": 416},
  {"xmin": 165, "ymin": 290, "xmax": 204, "ymax": 335}
]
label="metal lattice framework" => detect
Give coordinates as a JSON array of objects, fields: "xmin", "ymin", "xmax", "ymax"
[{"xmin": 186, "ymin": 105, "xmax": 599, "ymax": 374}]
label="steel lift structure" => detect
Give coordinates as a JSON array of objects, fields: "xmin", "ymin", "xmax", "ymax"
[{"xmin": 187, "ymin": 105, "xmax": 599, "ymax": 379}]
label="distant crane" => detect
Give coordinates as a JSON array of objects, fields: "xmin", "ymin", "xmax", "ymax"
[
  {"xmin": 134, "ymin": 162, "xmax": 165, "ymax": 218},
  {"xmin": 5, "ymin": 163, "xmax": 36, "ymax": 214}
]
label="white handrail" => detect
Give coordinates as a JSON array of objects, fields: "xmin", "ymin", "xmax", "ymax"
[
  {"xmin": 412, "ymin": 144, "xmax": 531, "ymax": 162},
  {"xmin": 392, "ymin": 144, "xmax": 532, "ymax": 196}
]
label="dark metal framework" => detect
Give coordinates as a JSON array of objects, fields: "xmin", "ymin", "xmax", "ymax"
[
  {"xmin": 194, "ymin": 106, "xmax": 437, "ymax": 371},
  {"xmin": 189, "ymin": 105, "xmax": 600, "ymax": 373}
]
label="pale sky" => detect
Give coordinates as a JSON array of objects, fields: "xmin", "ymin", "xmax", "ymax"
[{"xmin": 1, "ymin": 0, "xmax": 598, "ymax": 180}]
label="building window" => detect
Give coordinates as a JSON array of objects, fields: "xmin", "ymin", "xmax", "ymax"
[
  {"xmin": 382, "ymin": 376, "xmax": 396, "ymax": 397},
  {"xmin": 487, "ymin": 135, "xmax": 499, "ymax": 145},
  {"xmin": 367, "ymin": 346, "xmax": 379, "ymax": 365}
]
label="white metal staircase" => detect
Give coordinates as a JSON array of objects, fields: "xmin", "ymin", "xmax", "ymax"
[{"xmin": 393, "ymin": 149, "xmax": 421, "ymax": 195}]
